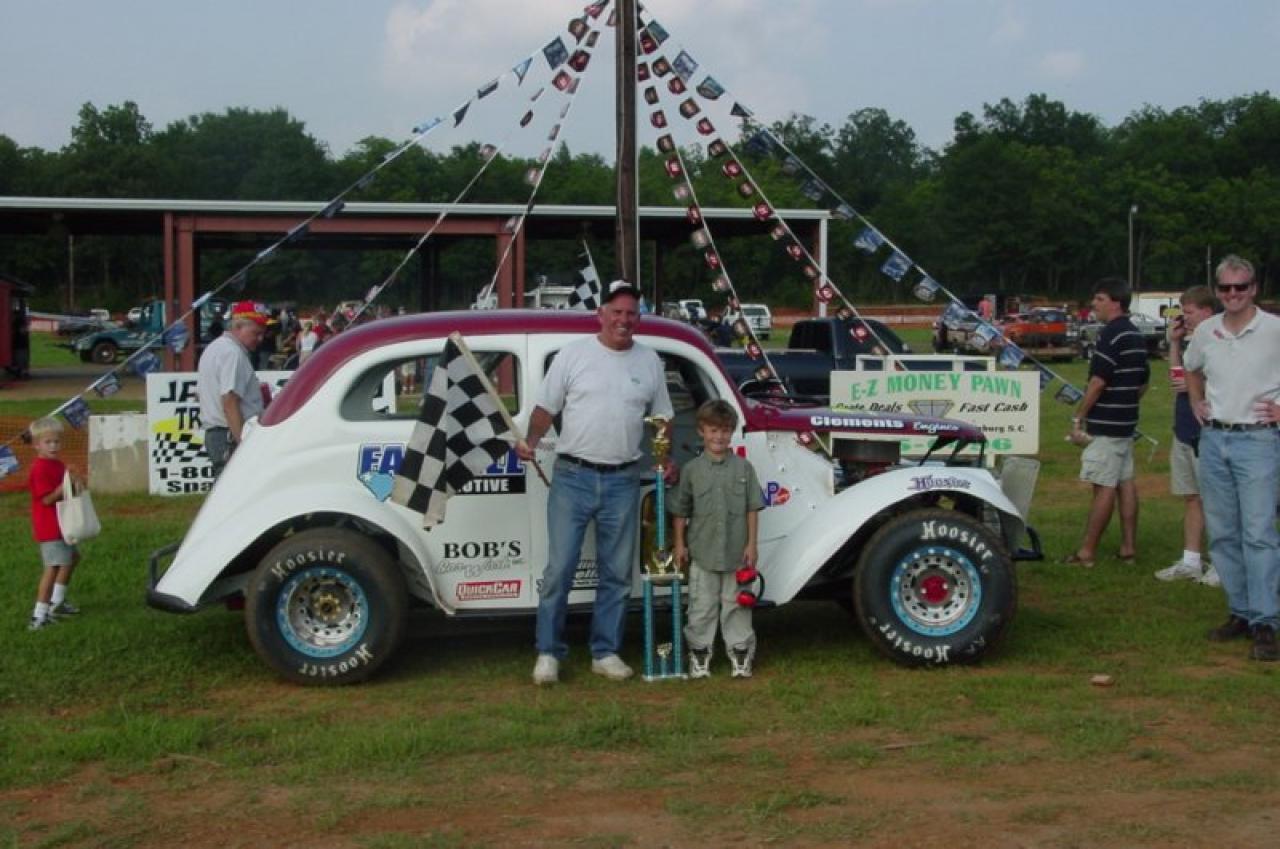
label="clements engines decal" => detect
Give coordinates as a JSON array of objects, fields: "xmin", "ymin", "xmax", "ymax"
[{"xmin": 358, "ymin": 444, "xmax": 526, "ymax": 500}]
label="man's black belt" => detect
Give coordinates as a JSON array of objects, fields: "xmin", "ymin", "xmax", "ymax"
[
  {"xmin": 1205, "ymin": 420, "xmax": 1277, "ymax": 432},
  {"xmin": 559, "ymin": 455, "xmax": 637, "ymax": 473}
]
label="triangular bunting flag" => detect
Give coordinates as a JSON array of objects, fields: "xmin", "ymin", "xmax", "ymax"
[
  {"xmin": 543, "ymin": 37, "xmax": 569, "ymax": 69},
  {"xmin": 453, "ymin": 101, "xmax": 471, "ymax": 127},
  {"xmin": 61, "ymin": 397, "xmax": 91, "ymax": 430},
  {"xmin": 880, "ymin": 252, "xmax": 912, "ymax": 281},
  {"xmin": 853, "ymin": 227, "xmax": 885, "ymax": 254},
  {"xmin": 730, "ymin": 102, "xmax": 753, "ymax": 118},
  {"xmin": 672, "ymin": 50, "xmax": 698, "ymax": 81},
  {"xmin": 512, "ymin": 56, "xmax": 533, "ymax": 84},
  {"xmin": 696, "ymin": 76, "xmax": 725, "ymax": 99}
]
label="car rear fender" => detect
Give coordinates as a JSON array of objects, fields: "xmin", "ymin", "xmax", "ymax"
[
  {"xmin": 760, "ymin": 465, "xmax": 1024, "ymax": 605},
  {"xmin": 155, "ymin": 483, "xmax": 449, "ymax": 613}
]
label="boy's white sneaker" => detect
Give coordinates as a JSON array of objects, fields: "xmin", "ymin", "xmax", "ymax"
[
  {"xmin": 1198, "ymin": 565, "xmax": 1222, "ymax": 588},
  {"xmin": 532, "ymin": 654, "xmax": 559, "ymax": 685},
  {"xmin": 28, "ymin": 616, "xmax": 55, "ymax": 631},
  {"xmin": 590, "ymin": 654, "xmax": 633, "ymax": 681},
  {"xmin": 729, "ymin": 648, "xmax": 754, "ymax": 679},
  {"xmin": 1154, "ymin": 560, "xmax": 1202, "ymax": 582},
  {"xmin": 52, "ymin": 600, "xmax": 80, "ymax": 616},
  {"xmin": 689, "ymin": 648, "xmax": 712, "ymax": 679}
]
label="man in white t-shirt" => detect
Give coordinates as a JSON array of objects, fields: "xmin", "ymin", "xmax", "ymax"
[
  {"xmin": 197, "ymin": 301, "xmax": 267, "ymax": 477},
  {"xmin": 516, "ymin": 281, "xmax": 674, "ymax": 685}
]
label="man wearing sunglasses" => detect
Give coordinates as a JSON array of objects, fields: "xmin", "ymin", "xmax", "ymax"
[{"xmin": 1184, "ymin": 255, "xmax": 1280, "ymax": 662}]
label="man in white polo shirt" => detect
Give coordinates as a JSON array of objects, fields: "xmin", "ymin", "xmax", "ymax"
[
  {"xmin": 517, "ymin": 280, "xmax": 674, "ymax": 685},
  {"xmin": 1184, "ymin": 255, "xmax": 1280, "ymax": 662}
]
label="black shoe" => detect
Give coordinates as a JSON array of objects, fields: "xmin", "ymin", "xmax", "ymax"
[
  {"xmin": 1250, "ymin": 626, "xmax": 1278, "ymax": 662},
  {"xmin": 1206, "ymin": 616, "xmax": 1251, "ymax": 642}
]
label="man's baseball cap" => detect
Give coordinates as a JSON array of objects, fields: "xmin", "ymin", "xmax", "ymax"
[
  {"xmin": 231, "ymin": 300, "xmax": 269, "ymax": 326},
  {"xmin": 601, "ymin": 280, "xmax": 641, "ymax": 303}
]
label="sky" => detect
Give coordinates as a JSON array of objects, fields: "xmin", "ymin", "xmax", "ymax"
[{"xmin": 2, "ymin": 0, "xmax": 1278, "ymax": 164}]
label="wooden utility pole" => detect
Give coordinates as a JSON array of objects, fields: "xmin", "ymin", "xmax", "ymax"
[{"xmin": 614, "ymin": 0, "xmax": 639, "ymax": 285}]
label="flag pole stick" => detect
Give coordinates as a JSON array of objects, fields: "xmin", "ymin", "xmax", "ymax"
[{"xmin": 448, "ymin": 332, "xmax": 551, "ymax": 487}]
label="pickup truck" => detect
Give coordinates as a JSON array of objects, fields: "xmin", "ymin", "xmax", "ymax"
[
  {"xmin": 147, "ymin": 311, "xmax": 1035, "ymax": 685},
  {"xmin": 66, "ymin": 298, "xmax": 226, "ymax": 364},
  {"xmin": 718, "ymin": 316, "xmax": 910, "ymax": 400}
]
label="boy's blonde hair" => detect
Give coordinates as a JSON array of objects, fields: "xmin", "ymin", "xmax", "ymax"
[
  {"xmin": 28, "ymin": 417, "xmax": 64, "ymax": 440},
  {"xmin": 695, "ymin": 399, "xmax": 738, "ymax": 429}
]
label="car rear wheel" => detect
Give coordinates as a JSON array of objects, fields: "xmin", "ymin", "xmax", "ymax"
[
  {"xmin": 853, "ymin": 509, "xmax": 1016, "ymax": 667},
  {"xmin": 245, "ymin": 528, "xmax": 408, "ymax": 685}
]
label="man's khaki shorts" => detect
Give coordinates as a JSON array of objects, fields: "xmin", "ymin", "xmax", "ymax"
[
  {"xmin": 1169, "ymin": 438, "xmax": 1199, "ymax": 496},
  {"xmin": 1080, "ymin": 435, "xmax": 1135, "ymax": 488}
]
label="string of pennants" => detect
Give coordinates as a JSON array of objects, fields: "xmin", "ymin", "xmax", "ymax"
[
  {"xmin": 625, "ymin": 2, "xmax": 1123, "ymax": 440},
  {"xmin": 0, "ymin": 0, "xmax": 617, "ymax": 480}
]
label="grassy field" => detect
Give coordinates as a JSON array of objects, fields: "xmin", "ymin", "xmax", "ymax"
[{"xmin": 3, "ymin": 340, "xmax": 1277, "ymax": 848}]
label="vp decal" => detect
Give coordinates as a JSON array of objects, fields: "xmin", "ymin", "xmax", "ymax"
[{"xmin": 763, "ymin": 481, "xmax": 790, "ymax": 506}]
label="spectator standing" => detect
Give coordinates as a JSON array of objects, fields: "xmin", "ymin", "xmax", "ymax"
[
  {"xmin": 26, "ymin": 417, "xmax": 84, "ymax": 630},
  {"xmin": 198, "ymin": 301, "xmax": 267, "ymax": 477},
  {"xmin": 669, "ymin": 401, "xmax": 764, "ymax": 678},
  {"xmin": 516, "ymin": 280, "xmax": 675, "ymax": 685},
  {"xmin": 1063, "ymin": 278, "xmax": 1150, "ymax": 567},
  {"xmin": 1155, "ymin": 286, "xmax": 1220, "ymax": 586},
  {"xmin": 1184, "ymin": 255, "xmax": 1280, "ymax": 662}
]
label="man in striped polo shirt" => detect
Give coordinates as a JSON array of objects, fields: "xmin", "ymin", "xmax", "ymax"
[{"xmin": 1064, "ymin": 278, "xmax": 1150, "ymax": 567}]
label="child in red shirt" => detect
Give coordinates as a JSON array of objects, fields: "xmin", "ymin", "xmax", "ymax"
[{"xmin": 28, "ymin": 417, "xmax": 84, "ymax": 630}]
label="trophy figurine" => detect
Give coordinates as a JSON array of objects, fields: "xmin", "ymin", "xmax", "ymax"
[{"xmin": 642, "ymin": 416, "xmax": 686, "ymax": 681}]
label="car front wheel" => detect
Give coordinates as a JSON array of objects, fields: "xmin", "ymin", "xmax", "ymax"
[
  {"xmin": 853, "ymin": 509, "xmax": 1016, "ymax": 667},
  {"xmin": 245, "ymin": 528, "xmax": 408, "ymax": 685}
]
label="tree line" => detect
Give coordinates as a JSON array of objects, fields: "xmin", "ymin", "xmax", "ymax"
[{"xmin": 1, "ymin": 91, "xmax": 1276, "ymax": 313}]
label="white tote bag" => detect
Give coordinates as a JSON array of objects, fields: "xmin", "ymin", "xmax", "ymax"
[{"xmin": 56, "ymin": 471, "xmax": 102, "ymax": 545}]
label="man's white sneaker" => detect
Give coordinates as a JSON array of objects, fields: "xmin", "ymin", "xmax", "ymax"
[
  {"xmin": 729, "ymin": 648, "xmax": 754, "ymax": 679},
  {"xmin": 590, "ymin": 654, "xmax": 633, "ymax": 681},
  {"xmin": 1198, "ymin": 565, "xmax": 1222, "ymax": 588},
  {"xmin": 689, "ymin": 648, "xmax": 712, "ymax": 679},
  {"xmin": 1154, "ymin": 560, "xmax": 1202, "ymax": 582},
  {"xmin": 532, "ymin": 654, "xmax": 559, "ymax": 685}
]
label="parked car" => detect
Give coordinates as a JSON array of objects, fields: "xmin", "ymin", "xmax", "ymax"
[
  {"xmin": 147, "ymin": 310, "xmax": 1037, "ymax": 685},
  {"xmin": 1078, "ymin": 312, "xmax": 1166, "ymax": 360},
  {"xmin": 994, "ymin": 307, "xmax": 1075, "ymax": 361},
  {"xmin": 723, "ymin": 303, "xmax": 773, "ymax": 339}
]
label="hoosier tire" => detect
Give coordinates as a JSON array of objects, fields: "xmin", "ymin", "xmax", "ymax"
[
  {"xmin": 246, "ymin": 529, "xmax": 408, "ymax": 685},
  {"xmin": 853, "ymin": 509, "xmax": 1016, "ymax": 667}
]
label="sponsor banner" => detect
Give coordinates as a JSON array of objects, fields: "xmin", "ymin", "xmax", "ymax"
[
  {"xmin": 830, "ymin": 363, "xmax": 1039, "ymax": 455},
  {"xmin": 146, "ymin": 371, "xmax": 291, "ymax": 496}
]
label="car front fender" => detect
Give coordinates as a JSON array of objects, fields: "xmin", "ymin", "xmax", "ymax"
[{"xmin": 760, "ymin": 465, "xmax": 1024, "ymax": 605}]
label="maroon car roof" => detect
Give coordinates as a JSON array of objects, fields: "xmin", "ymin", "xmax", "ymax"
[{"xmin": 260, "ymin": 310, "xmax": 718, "ymax": 426}]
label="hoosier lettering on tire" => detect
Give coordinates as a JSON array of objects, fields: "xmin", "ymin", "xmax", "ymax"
[
  {"xmin": 245, "ymin": 529, "xmax": 408, "ymax": 685},
  {"xmin": 853, "ymin": 509, "xmax": 1016, "ymax": 667}
]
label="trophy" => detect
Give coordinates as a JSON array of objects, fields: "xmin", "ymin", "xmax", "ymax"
[{"xmin": 642, "ymin": 415, "xmax": 686, "ymax": 681}]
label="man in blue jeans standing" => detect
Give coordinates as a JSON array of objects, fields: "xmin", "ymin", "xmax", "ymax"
[
  {"xmin": 517, "ymin": 280, "xmax": 674, "ymax": 685},
  {"xmin": 1185, "ymin": 255, "xmax": 1280, "ymax": 662}
]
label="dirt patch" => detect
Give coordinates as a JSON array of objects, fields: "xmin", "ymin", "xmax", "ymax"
[{"xmin": 7, "ymin": 718, "xmax": 1278, "ymax": 848}]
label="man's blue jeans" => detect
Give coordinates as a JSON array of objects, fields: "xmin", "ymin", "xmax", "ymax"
[
  {"xmin": 535, "ymin": 459, "xmax": 641, "ymax": 660},
  {"xmin": 1198, "ymin": 428, "xmax": 1280, "ymax": 629}
]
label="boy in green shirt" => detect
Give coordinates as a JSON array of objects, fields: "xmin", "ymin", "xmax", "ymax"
[{"xmin": 669, "ymin": 400, "xmax": 765, "ymax": 677}]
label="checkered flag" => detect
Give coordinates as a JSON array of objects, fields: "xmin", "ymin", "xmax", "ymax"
[
  {"xmin": 391, "ymin": 334, "xmax": 516, "ymax": 528},
  {"xmin": 567, "ymin": 264, "xmax": 601, "ymax": 310}
]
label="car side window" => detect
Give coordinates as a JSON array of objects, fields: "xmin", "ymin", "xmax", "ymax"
[{"xmin": 340, "ymin": 351, "xmax": 521, "ymax": 421}]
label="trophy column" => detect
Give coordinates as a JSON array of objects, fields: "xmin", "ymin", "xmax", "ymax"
[{"xmin": 642, "ymin": 416, "xmax": 686, "ymax": 682}]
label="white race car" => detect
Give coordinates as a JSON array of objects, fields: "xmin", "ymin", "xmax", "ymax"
[{"xmin": 149, "ymin": 311, "xmax": 1039, "ymax": 684}]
